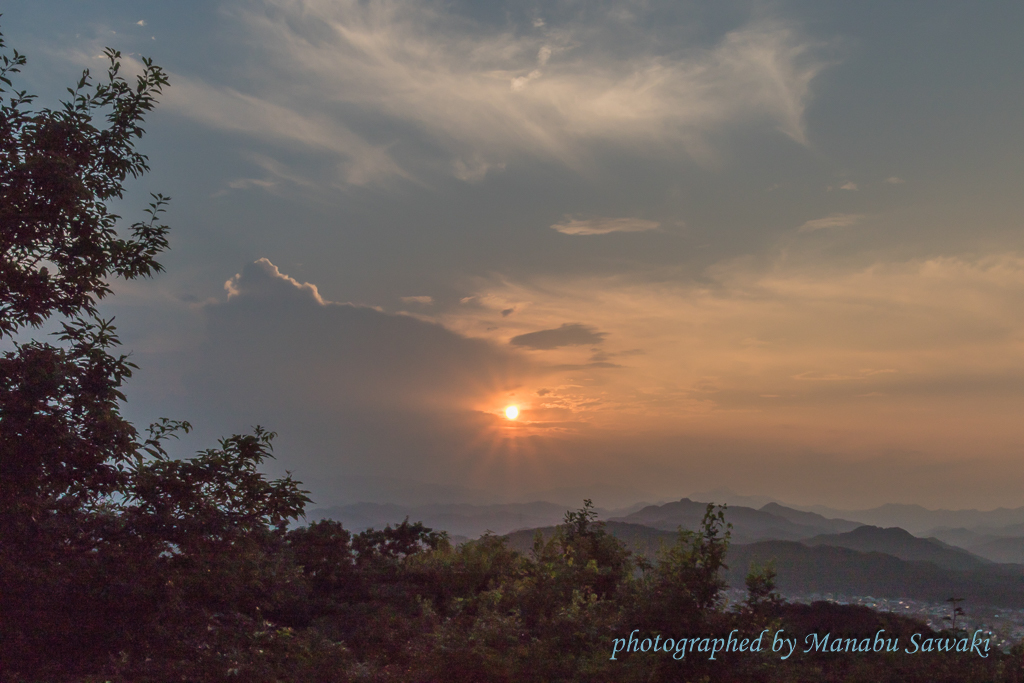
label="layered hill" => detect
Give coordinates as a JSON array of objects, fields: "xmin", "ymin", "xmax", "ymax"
[
  {"xmin": 610, "ymin": 498, "xmax": 860, "ymax": 544},
  {"xmin": 314, "ymin": 496, "xmax": 1024, "ymax": 609},
  {"xmin": 966, "ymin": 537, "xmax": 1024, "ymax": 564},
  {"xmin": 727, "ymin": 541, "xmax": 1024, "ymax": 608},
  {"xmin": 802, "ymin": 525, "xmax": 991, "ymax": 571},
  {"xmin": 307, "ymin": 501, "xmax": 648, "ymax": 538},
  {"xmin": 503, "ymin": 524, "xmax": 1024, "ymax": 609},
  {"xmin": 760, "ymin": 503, "xmax": 862, "ymax": 534},
  {"xmin": 928, "ymin": 527, "xmax": 1024, "ymax": 564},
  {"xmin": 500, "ymin": 509, "xmax": 1024, "ymax": 610},
  {"xmin": 795, "ymin": 503, "xmax": 1024, "ymax": 536}
]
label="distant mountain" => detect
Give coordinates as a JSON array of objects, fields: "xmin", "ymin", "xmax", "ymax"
[
  {"xmin": 802, "ymin": 526, "xmax": 991, "ymax": 571},
  {"xmin": 971, "ymin": 522, "xmax": 1024, "ymax": 537},
  {"xmin": 500, "ymin": 519, "xmax": 1024, "ymax": 609},
  {"xmin": 308, "ymin": 496, "xmax": 1024, "ymax": 563},
  {"xmin": 306, "ymin": 501, "xmax": 648, "ymax": 538},
  {"xmin": 926, "ymin": 527, "xmax": 992, "ymax": 550},
  {"xmin": 728, "ymin": 541, "xmax": 1024, "ymax": 608},
  {"xmin": 684, "ymin": 488, "xmax": 780, "ymax": 509},
  {"xmin": 759, "ymin": 503, "xmax": 862, "ymax": 534},
  {"xmin": 923, "ymin": 525, "xmax": 1024, "ymax": 563},
  {"xmin": 611, "ymin": 498, "xmax": 843, "ymax": 544},
  {"xmin": 309, "ymin": 501, "xmax": 569, "ymax": 537},
  {"xmin": 504, "ymin": 521, "xmax": 679, "ymax": 557},
  {"xmin": 966, "ymin": 537, "xmax": 1024, "ymax": 564},
  {"xmin": 792, "ymin": 503, "xmax": 1024, "ymax": 535}
]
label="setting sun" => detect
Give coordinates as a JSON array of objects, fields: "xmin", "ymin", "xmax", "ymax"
[{"xmin": 505, "ymin": 405, "xmax": 519, "ymax": 420}]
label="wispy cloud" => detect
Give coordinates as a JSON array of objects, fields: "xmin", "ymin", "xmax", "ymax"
[
  {"xmin": 163, "ymin": 75, "xmax": 408, "ymax": 186},
  {"xmin": 839, "ymin": 181, "xmax": 857, "ymax": 191},
  {"xmin": 798, "ymin": 213, "xmax": 864, "ymax": 232},
  {"xmin": 164, "ymin": 0, "xmax": 830, "ymax": 187},
  {"xmin": 886, "ymin": 176, "xmax": 906, "ymax": 184},
  {"xmin": 793, "ymin": 369, "xmax": 897, "ymax": 381},
  {"xmin": 551, "ymin": 217, "xmax": 660, "ymax": 236}
]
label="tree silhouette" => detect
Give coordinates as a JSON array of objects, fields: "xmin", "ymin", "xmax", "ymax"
[
  {"xmin": 944, "ymin": 596, "xmax": 965, "ymax": 632},
  {"xmin": 0, "ymin": 25, "xmax": 309, "ymax": 679}
]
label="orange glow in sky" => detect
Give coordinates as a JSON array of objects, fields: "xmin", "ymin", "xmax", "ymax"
[{"xmin": 505, "ymin": 405, "xmax": 519, "ymax": 420}]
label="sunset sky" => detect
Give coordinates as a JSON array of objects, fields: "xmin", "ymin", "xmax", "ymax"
[{"xmin": 6, "ymin": 0, "xmax": 1024, "ymax": 509}]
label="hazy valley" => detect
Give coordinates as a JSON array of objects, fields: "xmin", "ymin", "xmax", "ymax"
[{"xmin": 312, "ymin": 494, "xmax": 1024, "ymax": 625}]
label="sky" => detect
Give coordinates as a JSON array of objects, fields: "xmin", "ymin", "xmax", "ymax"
[{"xmin": 5, "ymin": 0, "xmax": 1024, "ymax": 510}]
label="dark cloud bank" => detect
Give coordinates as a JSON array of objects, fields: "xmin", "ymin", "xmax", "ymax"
[
  {"xmin": 510, "ymin": 323, "xmax": 607, "ymax": 350},
  {"xmin": 152, "ymin": 259, "xmax": 534, "ymax": 504}
]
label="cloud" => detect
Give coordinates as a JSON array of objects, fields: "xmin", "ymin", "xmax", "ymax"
[
  {"xmin": 165, "ymin": 1, "xmax": 830, "ymax": 186},
  {"xmin": 436, "ymin": 251, "xmax": 1024, "ymax": 460},
  {"xmin": 793, "ymin": 369, "xmax": 897, "ymax": 381},
  {"xmin": 128, "ymin": 255, "xmax": 1024, "ymax": 508},
  {"xmin": 551, "ymin": 217, "xmax": 660, "ymax": 236},
  {"xmin": 224, "ymin": 258, "xmax": 328, "ymax": 304},
  {"xmin": 451, "ymin": 156, "xmax": 505, "ymax": 183},
  {"xmin": 168, "ymin": 259, "xmax": 537, "ymax": 491},
  {"xmin": 162, "ymin": 73, "xmax": 409, "ymax": 186},
  {"xmin": 886, "ymin": 176, "xmax": 906, "ymax": 184},
  {"xmin": 839, "ymin": 181, "xmax": 858, "ymax": 191},
  {"xmin": 209, "ymin": 260, "xmax": 525, "ymax": 409},
  {"xmin": 214, "ymin": 154, "xmax": 319, "ymax": 196},
  {"xmin": 798, "ymin": 213, "xmax": 864, "ymax": 232},
  {"xmin": 551, "ymin": 361, "xmax": 622, "ymax": 370},
  {"xmin": 510, "ymin": 69, "xmax": 542, "ymax": 92},
  {"xmin": 401, "ymin": 295, "xmax": 434, "ymax": 305},
  {"xmin": 136, "ymin": 20, "xmax": 146, "ymax": 27},
  {"xmin": 215, "ymin": 177, "xmax": 278, "ymax": 196},
  {"xmin": 509, "ymin": 323, "xmax": 607, "ymax": 350}
]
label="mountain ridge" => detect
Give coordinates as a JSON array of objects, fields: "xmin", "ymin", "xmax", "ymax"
[{"xmin": 801, "ymin": 525, "xmax": 991, "ymax": 571}]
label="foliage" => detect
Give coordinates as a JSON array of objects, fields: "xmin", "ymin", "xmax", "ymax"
[
  {"xmin": 0, "ymin": 23, "xmax": 175, "ymax": 525},
  {"xmin": 0, "ymin": 25, "xmax": 309, "ymax": 681},
  {"xmin": 1, "ymin": 31, "xmax": 170, "ymax": 337},
  {"xmin": 638, "ymin": 503, "xmax": 731, "ymax": 628},
  {"xmin": 743, "ymin": 559, "xmax": 784, "ymax": 623},
  {"xmin": 124, "ymin": 426, "xmax": 310, "ymax": 544}
]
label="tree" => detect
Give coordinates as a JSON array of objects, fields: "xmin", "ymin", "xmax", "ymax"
[
  {"xmin": 0, "ymin": 26, "xmax": 311, "ymax": 680},
  {"xmin": 0, "ymin": 28, "xmax": 177, "ymax": 674},
  {"xmin": 742, "ymin": 560, "xmax": 783, "ymax": 623},
  {"xmin": 608, "ymin": 504, "xmax": 730, "ymax": 681},
  {"xmin": 1, "ymin": 24, "xmax": 170, "ymax": 518},
  {"xmin": 648, "ymin": 503, "xmax": 731, "ymax": 621},
  {"xmin": 0, "ymin": 38, "xmax": 171, "ymax": 336},
  {"xmin": 943, "ymin": 596, "xmax": 965, "ymax": 632}
]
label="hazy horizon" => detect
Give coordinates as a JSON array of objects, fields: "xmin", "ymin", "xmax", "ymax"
[{"xmin": 304, "ymin": 483, "xmax": 1024, "ymax": 516}]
